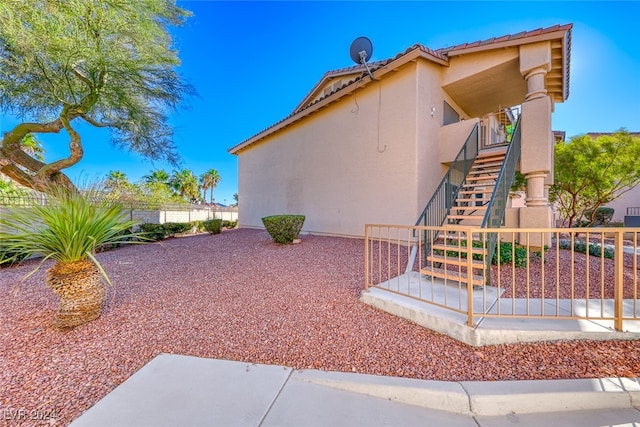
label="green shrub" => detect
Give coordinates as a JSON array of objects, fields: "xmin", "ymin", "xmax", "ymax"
[
  {"xmin": 222, "ymin": 219, "xmax": 237, "ymax": 229},
  {"xmin": 97, "ymin": 227, "xmax": 138, "ymax": 252},
  {"xmin": 163, "ymin": 222, "xmax": 192, "ymax": 237},
  {"xmin": 492, "ymin": 242, "xmax": 528, "ymax": 267},
  {"xmin": 435, "ymin": 240, "xmax": 529, "ymax": 267},
  {"xmin": 558, "ymin": 239, "xmax": 614, "ymax": 259},
  {"xmin": 191, "ymin": 220, "xmax": 204, "ymax": 233},
  {"xmin": 262, "ymin": 214, "xmax": 305, "ymax": 244},
  {"xmin": 582, "ymin": 207, "xmax": 615, "ymax": 226},
  {"xmin": 0, "ymin": 185, "xmax": 142, "ymax": 279},
  {"xmin": 0, "ymin": 244, "xmax": 29, "ymax": 268},
  {"xmin": 203, "ymin": 219, "xmax": 222, "ymax": 234},
  {"xmin": 139, "ymin": 223, "xmax": 167, "ymax": 241},
  {"xmin": 139, "ymin": 222, "xmax": 196, "ymax": 240}
]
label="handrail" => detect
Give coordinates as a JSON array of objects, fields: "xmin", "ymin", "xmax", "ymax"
[
  {"xmin": 481, "ymin": 116, "xmax": 522, "ymax": 281},
  {"xmin": 413, "ymin": 124, "xmax": 478, "ymax": 256},
  {"xmin": 415, "ymin": 124, "xmax": 479, "ymax": 229},
  {"xmin": 365, "ymin": 223, "xmax": 640, "ymax": 336}
]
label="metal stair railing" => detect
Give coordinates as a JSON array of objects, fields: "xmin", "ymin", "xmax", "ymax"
[
  {"xmin": 407, "ymin": 124, "xmax": 479, "ymax": 273},
  {"xmin": 415, "ymin": 123, "xmax": 479, "ymax": 230},
  {"xmin": 481, "ymin": 116, "xmax": 522, "ymax": 283}
]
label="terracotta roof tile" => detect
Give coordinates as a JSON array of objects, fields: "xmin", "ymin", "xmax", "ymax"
[{"xmin": 438, "ymin": 24, "xmax": 572, "ymax": 54}]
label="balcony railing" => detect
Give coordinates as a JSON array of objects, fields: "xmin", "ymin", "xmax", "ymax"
[{"xmin": 365, "ymin": 224, "xmax": 640, "ymax": 331}]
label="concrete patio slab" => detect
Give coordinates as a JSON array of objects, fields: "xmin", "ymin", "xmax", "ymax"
[
  {"xmin": 69, "ymin": 354, "xmax": 292, "ymax": 427},
  {"xmin": 362, "ymin": 275, "xmax": 640, "ymax": 346},
  {"xmin": 373, "ymin": 271, "xmax": 503, "ymax": 312}
]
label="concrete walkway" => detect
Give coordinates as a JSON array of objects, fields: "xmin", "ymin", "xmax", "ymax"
[{"xmin": 70, "ymin": 354, "xmax": 640, "ymax": 427}]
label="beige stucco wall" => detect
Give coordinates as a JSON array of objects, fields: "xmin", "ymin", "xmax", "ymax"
[
  {"xmin": 437, "ymin": 119, "xmax": 479, "ymax": 164},
  {"xmin": 605, "ymin": 185, "xmax": 640, "ymax": 222},
  {"xmin": 415, "ymin": 60, "xmax": 480, "ymax": 220},
  {"xmin": 236, "ymin": 38, "xmax": 563, "ymax": 237},
  {"xmin": 237, "ymin": 64, "xmax": 422, "ymax": 237}
]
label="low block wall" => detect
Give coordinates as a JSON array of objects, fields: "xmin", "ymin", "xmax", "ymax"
[
  {"xmin": 0, "ymin": 206, "xmax": 238, "ymax": 226},
  {"xmin": 127, "ymin": 207, "xmax": 238, "ymax": 224}
]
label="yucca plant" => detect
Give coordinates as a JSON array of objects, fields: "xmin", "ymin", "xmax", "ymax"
[{"xmin": 0, "ymin": 185, "xmax": 143, "ymax": 329}]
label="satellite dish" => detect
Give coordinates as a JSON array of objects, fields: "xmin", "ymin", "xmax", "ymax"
[
  {"xmin": 349, "ymin": 36, "xmax": 375, "ymax": 79},
  {"xmin": 350, "ymin": 36, "xmax": 373, "ymax": 64}
]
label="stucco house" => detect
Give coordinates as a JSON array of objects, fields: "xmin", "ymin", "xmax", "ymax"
[{"xmin": 229, "ymin": 24, "xmax": 572, "ymax": 240}]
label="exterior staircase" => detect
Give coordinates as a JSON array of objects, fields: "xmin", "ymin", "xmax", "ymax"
[
  {"xmin": 446, "ymin": 149, "xmax": 506, "ymax": 227},
  {"xmin": 421, "ymin": 149, "xmax": 506, "ymax": 287},
  {"xmin": 414, "ymin": 113, "xmax": 521, "ymax": 288}
]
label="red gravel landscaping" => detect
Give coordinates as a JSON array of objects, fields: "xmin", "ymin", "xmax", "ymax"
[{"xmin": 2, "ymin": 228, "xmax": 640, "ymax": 425}]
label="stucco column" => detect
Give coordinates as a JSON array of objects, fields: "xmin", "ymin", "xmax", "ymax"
[
  {"xmin": 518, "ymin": 43, "xmax": 554, "ymax": 247},
  {"xmin": 524, "ymin": 171, "xmax": 546, "ymax": 207},
  {"xmin": 524, "ymin": 68, "xmax": 547, "ymax": 101}
]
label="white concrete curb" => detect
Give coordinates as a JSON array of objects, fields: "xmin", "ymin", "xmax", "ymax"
[{"xmin": 296, "ymin": 369, "xmax": 640, "ymax": 416}]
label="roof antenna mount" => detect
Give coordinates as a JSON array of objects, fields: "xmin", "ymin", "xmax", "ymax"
[{"xmin": 349, "ymin": 36, "xmax": 374, "ymax": 80}]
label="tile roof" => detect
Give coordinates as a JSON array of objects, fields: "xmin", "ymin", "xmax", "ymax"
[
  {"xmin": 437, "ymin": 24, "xmax": 573, "ymax": 54},
  {"xmin": 229, "ymin": 24, "xmax": 572, "ymax": 155}
]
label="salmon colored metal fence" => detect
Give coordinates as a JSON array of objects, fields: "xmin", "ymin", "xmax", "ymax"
[{"xmin": 364, "ymin": 225, "xmax": 640, "ymax": 331}]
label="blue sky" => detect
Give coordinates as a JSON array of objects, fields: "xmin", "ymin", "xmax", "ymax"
[{"xmin": 1, "ymin": 1, "xmax": 639, "ymax": 205}]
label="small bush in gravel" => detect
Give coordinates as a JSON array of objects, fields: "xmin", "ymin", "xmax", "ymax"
[
  {"xmin": 139, "ymin": 222, "xmax": 194, "ymax": 240},
  {"xmin": 222, "ymin": 219, "xmax": 237, "ymax": 229},
  {"xmin": 203, "ymin": 219, "xmax": 222, "ymax": 234},
  {"xmin": 139, "ymin": 223, "xmax": 167, "ymax": 241},
  {"xmin": 163, "ymin": 222, "xmax": 192, "ymax": 237},
  {"xmin": 442, "ymin": 240, "xmax": 529, "ymax": 267},
  {"xmin": 492, "ymin": 242, "xmax": 528, "ymax": 267},
  {"xmin": 97, "ymin": 227, "xmax": 138, "ymax": 252},
  {"xmin": 558, "ymin": 239, "xmax": 614, "ymax": 259},
  {"xmin": 262, "ymin": 215, "xmax": 305, "ymax": 244}
]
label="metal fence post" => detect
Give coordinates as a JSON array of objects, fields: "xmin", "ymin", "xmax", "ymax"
[
  {"xmin": 364, "ymin": 225, "xmax": 370, "ymax": 291},
  {"xmin": 466, "ymin": 228, "xmax": 475, "ymax": 327},
  {"xmin": 614, "ymin": 230, "xmax": 624, "ymax": 331}
]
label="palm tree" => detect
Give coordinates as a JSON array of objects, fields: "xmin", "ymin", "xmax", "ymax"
[
  {"xmin": 142, "ymin": 169, "xmax": 170, "ymax": 186},
  {"xmin": 200, "ymin": 169, "xmax": 221, "ymax": 205},
  {"xmin": 170, "ymin": 169, "xmax": 200, "ymax": 201},
  {"xmin": 104, "ymin": 170, "xmax": 129, "ymax": 191},
  {"xmin": 103, "ymin": 170, "xmax": 134, "ymax": 201},
  {"xmin": 0, "ymin": 185, "xmax": 142, "ymax": 328}
]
